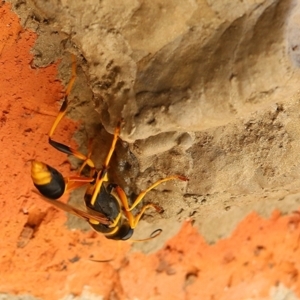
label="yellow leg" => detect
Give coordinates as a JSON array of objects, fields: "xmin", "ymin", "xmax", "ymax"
[
  {"xmin": 48, "ymin": 54, "xmax": 95, "ymax": 168},
  {"xmin": 114, "ymin": 175, "xmax": 187, "ymax": 229},
  {"xmin": 77, "ymin": 138, "xmax": 95, "ymax": 176},
  {"xmin": 103, "ymin": 124, "xmax": 121, "ymax": 169},
  {"xmin": 130, "ymin": 203, "xmax": 161, "ymax": 228},
  {"xmin": 65, "ymin": 176, "xmax": 95, "ymax": 192},
  {"xmin": 128, "ymin": 175, "xmax": 188, "ymax": 211},
  {"xmin": 113, "ymin": 187, "xmax": 158, "ymax": 229},
  {"xmin": 116, "ymin": 182, "xmax": 190, "ymax": 241},
  {"xmin": 116, "ymin": 175, "xmax": 188, "ymax": 228},
  {"xmin": 89, "ymin": 124, "xmax": 121, "ymax": 206},
  {"xmin": 114, "ymin": 185, "xmax": 135, "ymax": 227},
  {"xmin": 49, "ymin": 54, "xmax": 77, "ymax": 137}
]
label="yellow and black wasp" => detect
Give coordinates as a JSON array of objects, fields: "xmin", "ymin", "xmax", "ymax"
[{"xmin": 31, "ymin": 55, "xmax": 188, "ymax": 241}]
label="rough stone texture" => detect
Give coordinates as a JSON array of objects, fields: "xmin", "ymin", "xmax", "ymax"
[
  {"xmin": 2, "ymin": 1, "xmax": 300, "ymax": 299},
  {"xmin": 8, "ymin": 0, "xmax": 300, "ymax": 244}
]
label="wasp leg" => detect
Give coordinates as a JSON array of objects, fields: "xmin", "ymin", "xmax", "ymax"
[
  {"xmin": 48, "ymin": 54, "xmax": 76, "ymax": 139},
  {"xmin": 114, "ymin": 186, "xmax": 159, "ymax": 229},
  {"xmin": 66, "ymin": 176, "xmax": 95, "ymax": 191},
  {"xmin": 102, "ymin": 123, "xmax": 121, "ymax": 171},
  {"xmin": 77, "ymin": 138, "xmax": 95, "ymax": 176},
  {"xmin": 88, "ymin": 124, "xmax": 121, "ymax": 206},
  {"xmin": 115, "ymin": 175, "xmax": 188, "ymax": 228},
  {"xmin": 113, "ymin": 186, "xmax": 159, "ymax": 229},
  {"xmin": 88, "ymin": 170, "xmax": 109, "ymax": 206},
  {"xmin": 112, "ymin": 186, "xmax": 163, "ymax": 241},
  {"xmin": 129, "ymin": 175, "xmax": 188, "ymax": 211},
  {"xmin": 48, "ymin": 54, "xmax": 95, "ymax": 169},
  {"xmin": 113, "ymin": 185, "xmax": 136, "ymax": 227},
  {"xmin": 130, "ymin": 204, "xmax": 162, "ymax": 228}
]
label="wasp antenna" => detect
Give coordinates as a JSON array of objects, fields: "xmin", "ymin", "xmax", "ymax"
[
  {"xmin": 150, "ymin": 228, "xmax": 163, "ymax": 238},
  {"xmin": 23, "ymin": 106, "xmax": 57, "ymax": 117},
  {"xmin": 177, "ymin": 175, "xmax": 189, "ymax": 181},
  {"xmin": 89, "ymin": 258, "xmax": 114, "ymax": 263},
  {"xmin": 89, "ymin": 240, "xmax": 123, "ymax": 263},
  {"xmin": 131, "ymin": 228, "xmax": 163, "ymax": 243}
]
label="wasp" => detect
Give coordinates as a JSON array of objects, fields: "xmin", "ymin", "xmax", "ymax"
[{"xmin": 30, "ymin": 55, "xmax": 188, "ymax": 241}]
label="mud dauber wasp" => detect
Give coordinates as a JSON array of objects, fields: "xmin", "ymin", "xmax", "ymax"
[{"xmin": 31, "ymin": 55, "xmax": 188, "ymax": 241}]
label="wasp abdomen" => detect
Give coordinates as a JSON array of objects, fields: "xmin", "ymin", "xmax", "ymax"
[
  {"xmin": 85, "ymin": 184, "xmax": 134, "ymax": 240},
  {"xmin": 31, "ymin": 161, "xmax": 65, "ymax": 200}
]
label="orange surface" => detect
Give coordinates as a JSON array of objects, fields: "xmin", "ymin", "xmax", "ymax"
[{"xmin": 1, "ymin": 3, "xmax": 300, "ymax": 300}]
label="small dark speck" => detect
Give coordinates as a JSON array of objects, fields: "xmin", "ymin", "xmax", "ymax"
[
  {"xmin": 189, "ymin": 211, "xmax": 197, "ymax": 217},
  {"xmin": 254, "ymin": 245, "xmax": 265, "ymax": 256},
  {"xmin": 184, "ymin": 270, "xmax": 199, "ymax": 287},
  {"xmin": 177, "ymin": 208, "xmax": 184, "ymax": 215},
  {"xmin": 147, "ymin": 118, "xmax": 156, "ymax": 125},
  {"xmin": 225, "ymin": 206, "xmax": 231, "ymax": 211},
  {"xmin": 69, "ymin": 255, "xmax": 80, "ymax": 263}
]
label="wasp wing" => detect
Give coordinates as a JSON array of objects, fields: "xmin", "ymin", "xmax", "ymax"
[{"xmin": 33, "ymin": 190, "xmax": 111, "ymax": 225}]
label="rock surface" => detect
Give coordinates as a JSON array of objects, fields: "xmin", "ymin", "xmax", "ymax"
[
  {"xmin": 1, "ymin": 0, "xmax": 300, "ymax": 299},
  {"xmin": 7, "ymin": 0, "xmax": 300, "ymax": 244}
]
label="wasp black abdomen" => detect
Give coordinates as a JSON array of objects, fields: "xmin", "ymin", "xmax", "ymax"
[
  {"xmin": 85, "ymin": 184, "xmax": 134, "ymax": 240},
  {"xmin": 85, "ymin": 184, "xmax": 120, "ymax": 220},
  {"xmin": 32, "ymin": 163, "xmax": 66, "ymax": 200},
  {"xmin": 89, "ymin": 221, "xmax": 133, "ymax": 240},
  {"xmin": 114, "ymin": 223, "xmax": 134, "ymax": 240}
]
